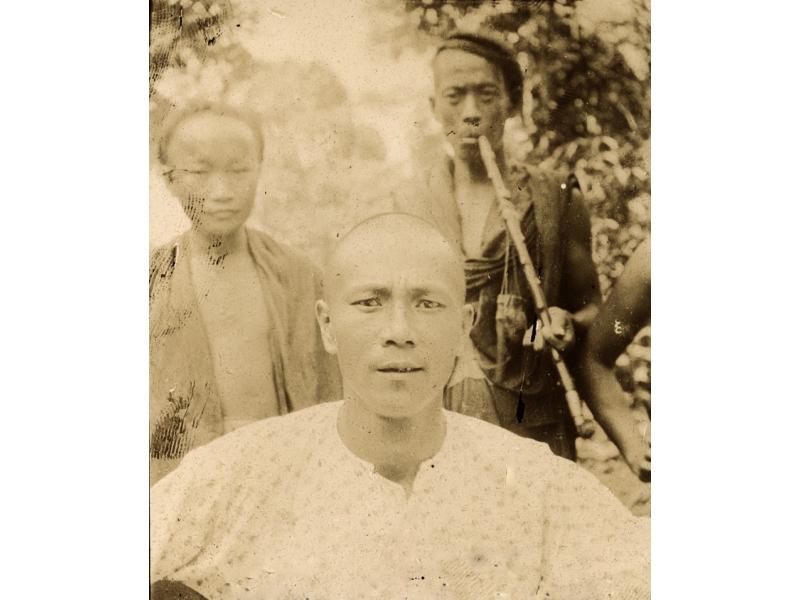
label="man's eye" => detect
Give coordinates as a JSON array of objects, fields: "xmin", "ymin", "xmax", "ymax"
[
  {"xmin": 227, "ymin": 167, "xmax": 252, "ymax": 174},
  {"xmin": 180, "ymin": 168, "xmax": 208, "ymax": 175},
  {"xmin": 352, "ymin": 298, "xmax": 381, "ymax": 308},
  {"xmin": 417, "ymin": 299, "xmax": 444, "ymax": 310},
  {"xmin": 444, "ymin": 91, "xmax": 462, "ymax": 104}
]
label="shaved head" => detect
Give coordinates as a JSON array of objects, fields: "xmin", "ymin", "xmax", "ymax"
[
  {"xmin": 316, "ymin": 212, "xmax": 473, "ymax": 419},
  {"xmin": 323, "ymin": 212, "xmax": 466, "ymax": 303}
]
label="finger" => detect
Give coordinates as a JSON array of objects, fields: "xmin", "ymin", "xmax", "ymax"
[
  {"xmin": 547, "ymin": 336, "xmax": 568, "ymax": 353},
  {"xmin": 546, "ymin": 311, "xmax": 566, "ymax": 337},
  {"xmin": 540, "ymin": 326, "xmax": 565, "ymax": 351},
  {"xmin": 541, "ymin": 324, "xmax": 566, "ymax": 344},
  {"xmin": 522, "ymin": 326, "xmax": 535, "ymax": 347},
  {"xmin": 533, "ymin": 331, "xmax": 545, "ymax": 351},
  {"xmin": 547, "ymin": 313, "xmax": 566, "ymax": 336},
  {"xmin": 533, "ymin": 323, "xmax": 547, "ymax": 351}
]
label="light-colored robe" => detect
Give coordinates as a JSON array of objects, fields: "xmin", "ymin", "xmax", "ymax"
[{"xmin": 151, "ymin": 402, "xmax": 650, "ymax": 599}]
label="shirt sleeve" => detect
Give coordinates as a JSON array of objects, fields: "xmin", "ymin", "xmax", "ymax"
[
  {"xmin": 540, "ymin": 459, "xmax": 650, "ymax": 599},
  {"xmin": 150, "ymin": 445, "xmax": 226, "ymax": 584}
]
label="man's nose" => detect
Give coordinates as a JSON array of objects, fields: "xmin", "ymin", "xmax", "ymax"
[
  {"xmin": 380, "ymin": 305, "xmax": 415, "ymax": 347},
  {"xmin": 207, "ymin": 172, "xmax": 233, "ymax": 203},
  {"xmin": 461, "ymin": 93, "xmax": 480, "ymax": 127}
]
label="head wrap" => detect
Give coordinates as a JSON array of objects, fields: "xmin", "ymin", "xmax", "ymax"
[{"xmin": 436, "ymin": 32, "xmax": 523, "ymax": 112}]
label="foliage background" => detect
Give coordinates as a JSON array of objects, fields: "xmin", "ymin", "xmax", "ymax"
[{"xmin": 149, "ymin": 0, "xmax": 651, "ymax": 513}]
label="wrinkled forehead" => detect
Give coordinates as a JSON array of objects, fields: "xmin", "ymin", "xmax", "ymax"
[
  {"xmin": 433, "ymin": 49, "xmax": 505, "ymax": 88},
  {"xmin": 326, "ymin": 223, "xmax": 465, "ymax": 301}
]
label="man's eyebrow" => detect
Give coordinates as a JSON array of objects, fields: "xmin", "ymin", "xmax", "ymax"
[
  {"xmin": 345, "ymin": 285, "xmax": 391, "ymax": 296},
  {"xmin": 342, "ymin": 284, "xmax": 454, "ymax": 298},
  {"xmin": 409, "ymin": 285, "xmax": 453, "ymax": 298}
]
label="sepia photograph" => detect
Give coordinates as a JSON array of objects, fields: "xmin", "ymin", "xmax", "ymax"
[
  {"xmin": 148, "ymin": 1, "xmax": 651, "ymax": 597},
  {"xmin": 10, "ymin": 2, "xmax": 800, "ymax": 598}
]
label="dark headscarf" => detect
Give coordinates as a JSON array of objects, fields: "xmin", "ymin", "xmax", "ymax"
[{"xmin": 436, "ymin": 32, "xmax": 523, "ymax": 112}]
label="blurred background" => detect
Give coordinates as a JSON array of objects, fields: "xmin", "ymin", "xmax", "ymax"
[{"xmin": 150, "ymin": 0, "xmax": 651, "ymax": 514}]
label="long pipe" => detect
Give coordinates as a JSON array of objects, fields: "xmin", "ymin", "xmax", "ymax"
[{"xmin": 477, "ymin": 136, "xmax": 588, "ymax": 433}]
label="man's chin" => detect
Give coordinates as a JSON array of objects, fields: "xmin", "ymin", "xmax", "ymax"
[
  {"xmin": 197, "ymin": 224, "xmax": 242, "ymax": 240},
  {"xmin": 369, "ymin": 393, "xmax": 441, "ymax": 421}
]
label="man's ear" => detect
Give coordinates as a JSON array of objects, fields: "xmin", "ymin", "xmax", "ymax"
[
  {"xmin": 456, "ymin": 303, "xmax": 475, "ymax": 356},
  {"xmin": 461, "ymin": 303, "xmax": 476, "ymax": 334},
  {"xmin": 429, "ymin": 95, "xmax": 442, "ymax": 125},
  {"xmin": 315, "ymin": 299, "xmax": 338, "ymax": 355},
  {"xmin": 502, "ymin": 89, "xmax": 513, "ymax": 115}
]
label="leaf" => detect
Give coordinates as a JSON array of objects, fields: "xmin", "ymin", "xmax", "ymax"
[
  {"xmin": 575, "ymin": 0, "xmax": 636, "ymax": 34},
  {"xmin": 601, "ymin": 135, "xmax": 619, "ymax": 150},
  {"xmin": 601, "ymin": 150, "xmax": 620, "ymax": 166},
  {"xmin": 574, "ymin": 167, "xmax": 590, "ymax": 195},
  {"xmin": 565, "ymin": 141, "xmax": 579, "ymax": 160},
  {"xmin": 586, "ymin": 114, "xmax": 602, "ymax": 135},
  {"xmin": 618, "ymin": 42, "xmax": 649, "ymax": 81},
  {"xmin": 613, "ymin": 165, "xmax": 630, "ymax": 186}
]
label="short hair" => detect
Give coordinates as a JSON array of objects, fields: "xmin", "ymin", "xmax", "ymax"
[
  {"xmin": 435, "ymin": 32, "xmax": 523, "ymax": 112},
  {"xmin": 157, "ymin": 101, "xmax": 265, "ymax": 166}
]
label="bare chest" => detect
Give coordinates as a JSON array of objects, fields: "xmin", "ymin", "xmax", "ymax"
[
  {"xmin": 190, "ymin": 253, "xmax": 278, "ymax": 429},
  {"xmin": 190, "ymin": 253, "xmax": 268, "ymax": 331},
  {"xmin": 455, "ymin": 183, "xmax": 496, "ymax": 258}
]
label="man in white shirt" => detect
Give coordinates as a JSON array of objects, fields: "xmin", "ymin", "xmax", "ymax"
[{"xmin": 150, "ymin": 213, "xmax": 649, "ymax": 599}]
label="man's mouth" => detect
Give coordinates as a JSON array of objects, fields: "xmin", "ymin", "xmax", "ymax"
[{"xmin": 376, "ymin": 365, "xmax": 424, "ymax": 374}]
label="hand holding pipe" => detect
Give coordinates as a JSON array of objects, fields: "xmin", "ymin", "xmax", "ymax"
[{"xmin": 477, "ymin": 136, "xmax": 590, "ymax": 435}]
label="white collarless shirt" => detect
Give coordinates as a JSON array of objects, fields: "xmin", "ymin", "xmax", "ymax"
[{"xmin": 151, "ymin": 402, "xmax": 649, "ymax": 599}]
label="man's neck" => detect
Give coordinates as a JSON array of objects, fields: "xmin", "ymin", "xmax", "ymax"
[
  {"xmin": 188, "ymin": 227, "xmax": 248, "ymax": 267},
  {"xmin": 337, "ymin": 396, "xmax": 447, "ymax": 494}
]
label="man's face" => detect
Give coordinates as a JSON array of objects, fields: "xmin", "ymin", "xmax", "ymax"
[
  {"xmin": 431, "ymin": 49, "xmax": 512, "ymax": 161},
  {"xmin": 164, "ymin": 112, "xmax": 261, "ymax": 239},
  {"xmin": 318, "ymin": 226, "xmax": 472, "ymax": 419}
]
